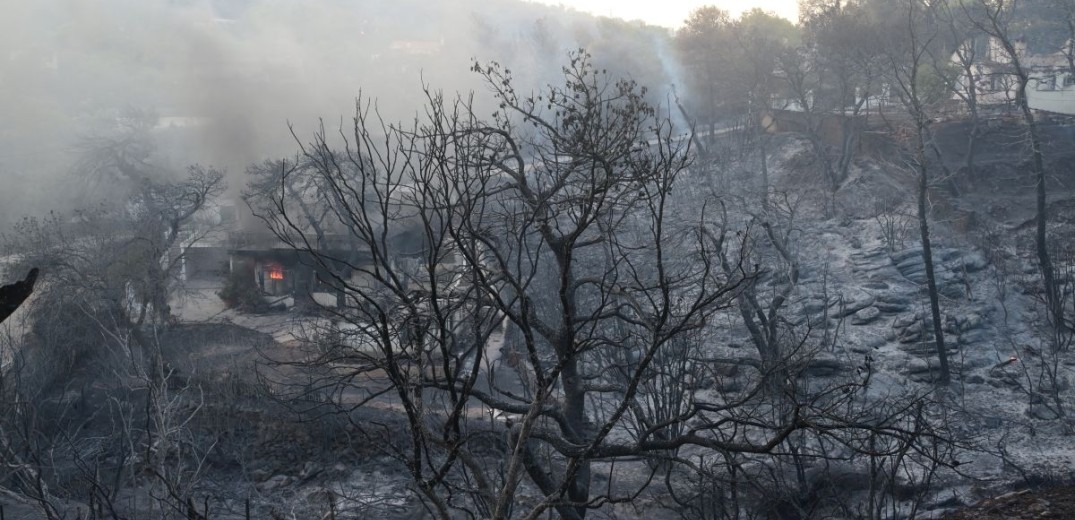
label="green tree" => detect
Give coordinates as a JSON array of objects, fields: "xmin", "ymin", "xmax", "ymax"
[{"xmin": 676, "ymin": 6, "xmax": 738, "ymax": 134}]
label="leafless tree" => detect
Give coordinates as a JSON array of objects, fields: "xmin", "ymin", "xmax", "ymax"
[
  {"xmin": 964, "ymin": 0, "xmax": 1060, "ymax": 331},
  {"xmin": 1052, "ymin": 0, "xmax": 1075, "ymax": 76},
  {"xmin": 885, "ymin": 0, "xmax": 953, "ymax": 385},
  {"xmin": 0, "ymin": 165, "xmax": 225, "ymax": 518},
  {"xmin": 931, "ymin": 0, "xmax": 986, "ymax": 179},
  {"xmin": 248, "ymin": 51, "xmax": 966, "ymax": 519},
  {"xmin": 784, "ymin": 0, "xmax": 888, "ymax": 194}
]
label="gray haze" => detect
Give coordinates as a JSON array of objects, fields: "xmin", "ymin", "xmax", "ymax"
[{"xmin": 0, "ymin": 0, "xmax": 674, "ymax": 224}]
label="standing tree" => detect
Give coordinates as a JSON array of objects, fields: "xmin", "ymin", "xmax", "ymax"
[
  {"xmin": 965, "ymin": 0, "xmax": 1059, "ymax": 330},
  {"xmin": 0, "ymin": 165, "xmax": 224, "ymax": 519},
  {"xmin": 252, "ymin": 51, "xmax": 963, "ymax": 520},
  {"xmin": 932, "ymin": 0, "xmax": 986, "ymax": 179},
  {"xmin": 250, "ymin": 52, "xmax": 810, "ymax": 520},
  {"xmin": 733, "ymin": 9, "xmax": 799, "ymax": 209},
  {"xmin": 676, "ymin": 7, "xmax": 740, "ymax": 138},
  {"xmin": 1058, "ymin": 0, "xmax": 1075, "ymax": 75},
  {"xmin": 885, "ymin": 0, "xmax": 952, "ymax": 384},
  {"xmin": 790, "ymin": 0, "xmax": 888, "ymax": 193}
]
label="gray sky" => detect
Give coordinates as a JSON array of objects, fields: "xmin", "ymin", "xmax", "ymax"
[{"xmin": 526, "ymin": 0, "xmax": 800, "ymax": 28}]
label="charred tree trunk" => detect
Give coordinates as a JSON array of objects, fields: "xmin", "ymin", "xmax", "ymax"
[
  {"xmin": 837, "ymin": 115, "xmax": 858, "ymax": 185},
  {"xmin": 915, "ymin": 127, "xmax": 951, "ymax": 385},
  {"xmin": 972, "ymin": 0, "xmax": 1060, "ymax": 333},
  {"xmin": 1016, "ymin": 85, "xmax": 1059, "ymax": 329},
  {"xmin": 560, "ymin": 355, "xmax": 590, "ymax": 520},
  {"xmin": 756, "ymin": 116, "xmax": 771, "ymax": 211}
]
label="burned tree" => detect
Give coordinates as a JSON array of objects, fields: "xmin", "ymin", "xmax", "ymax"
[
  {"xmin": 966, "ymin": 0, "xmax": 1060, "ymax": 330},
  {"xmin": 249, "ymin": 53, "xmax": 791, "ymax": 519},
  {"xmin": 0, "ymin": 165, "xmax": 225, "ymax": 519},
  {"xmin": 885, "ymin": 0, "xmax": 952, "ymax": 384},
  {"xmin": 249, "ymin": 51, "xmax": 965, "ymax": 519},
  {"xmin": 3, "ymin": 165, "xmax": 224, "ymax": 367}
]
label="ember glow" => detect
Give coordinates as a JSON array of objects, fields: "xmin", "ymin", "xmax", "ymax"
[{"xmin": 268, "ymin": 268, "xmax": 284, "ymax": 281}]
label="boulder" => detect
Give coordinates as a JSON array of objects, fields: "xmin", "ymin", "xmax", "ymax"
[
  {"xmin": 258, "ymin": 474, "xmax": 295, "ymax": 491},
  {"xmin": 958, "ymin": 329, "xmax": 991, "ymax": 345},
  {"xmin": 896, "ymin": 256, "xmax": 926, "ymax": 274},
  {"xmin": 836, "ymin": 293, "xmax": 876, "ymax": 318},
  {"xmin": 801, "ymin": 357, "xmax": 848, "ymax": 378},
  {"xmin": 892, "ymin": 314, "xmax": 920, "ymax": 329},
  {"xmin": 956, "ymin": 250, "xmax": 989, "ymax": 273},
  {"xmin": 875, "ymin": 300, "xmax": 910, "ymax": 313},
  {"xmin": 956, "ymin": 313, "xmax": 984, "ymax": 332},
  {"xmin": 851, "ymin": 306, "xmax": 881, "ymax": 325},
  {"xmin": 939, "ymin": 282, "xmax": 967, "ymax": 299},
  {"xmin": 862, "ymin": 280, "xmax": 890, "ymax": 290},
  {"xmin": 1027, "ymin": 404, "xmax": 1061, "ymax": 421},
  {"xmin": 890, "ymin": 247, "xmax": 924, "ymax": 264}
]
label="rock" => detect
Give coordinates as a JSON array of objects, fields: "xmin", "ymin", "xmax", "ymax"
[
  {"xmin": 880, "ymin": 289, "xmax": 913, "ymax": 302},
  {"xmin": 959, "ymin": 329, "xmax": 990, "ymax": 345},
  {"xmin": 801, "ymin": 357, "xmax": 848, "ymax": 378},
  {"xmin": 890, "ymin": 247, "xmax": 924, "ymax": 264},
  {"xmin": 851, "ymin": 306, "xmax": 881, "ymax": 325},
  {"xmin": 862, "ymin": 280, "xmax": 889, "ymax": 290},
  {"xmin": 836, "ymin": 294, "xmax": 876, "ymax": 318},
  {"xmin": 902, "ymin": 359, "xmax": 932, "ymax": 374},
  {"xmin": 877, "ymin": 292, "xmax": 912, "ymax": 305},
  {"xmin": 939, "ymin": 282, "xmax": 966, "ymax": 300},
  {"xmin": 299, "ymin": 461, "xmax": 322, "ymax": 481},
  {"xmin": 896, "ymin": 256, "xmax": 926, "ymax": 274},
  {"xmin": 1027, "ymin": 404, "xmax": 1061, "ymax": 421},
  {"xmin": 853, "ymin": 249, "xmax": 888, "ymax": 261},
  {"xmin": 964, "ymin": 374, "xmax": 986, "ymax": 384},
  {"xmin": 943, "ymin": 315, "xmax": 960, "ymax": 334},
  {"xmin": 711, "ymin": 362, "xmax": 739, "ymax": 377},
  {"xmin": 927, "ymin": 494, "xmax": 965, "ymax": 510},
  {"xmin": 957, "ymin": 313, "xmax": 983, "ymax": 331},
  {"xmin": 258, "ymin": 474, "xmax": 294, "ymax": 491},
  {"xmin": 938, "ymin": 248, "xmax": 963, "ymax": 262},
  {"xmin": 987, "ymin": 366, "xmax": 1021, "ymax": 389},
  {"xmin": 903, "ymin": 359, "xmax": 943, "ymax": 383},
  {"xmin": 851, "ymin": 336, "xmax": 886, "ymax": 353},
  {"xmin": 803, "ymin": 298, "xmax": 838, "ymax": 315},
  {"xmin": 959, "ymin": 251, "xmax": 989, "ymax": 272},
  {"xmin": 717, "ymin": 378, "xmax": 745, "ymax": 393},
  {"xmin": 1027, "ymin": 498, "xmax": 1051, "ymax": 516},
  {"xmin": 902, "ymin": 340, "xmax": 957, "ymax": 356},
  {"xmin": 875, "ymin": 301, "xmax": 909, "ymax": 313},
  {"xmin": 865, "ymin": 267, "xmax": 904, "ymax": 281},
  {"xmin": 866, "ymin": 336, "xmax": 887, "ymax": 349},
  {"xmin": 899, "ymin": 328, "xmax": 923, "ymax": 343},
  {"xmin": 905, "ymin": 272, "xmax": 927, "ymax": 284},
  {"xmin": 1040, "ymin": 376, "xmax": 1070, "ymax": 393},
  {"xmin": 892, "ymin": 314, "xmax": 919, "ymax": 329}
]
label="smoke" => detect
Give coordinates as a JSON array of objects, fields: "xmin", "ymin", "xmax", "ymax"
[{"xmin": 0, "ymin": 0, "xmax": 676, "ymax": 225}]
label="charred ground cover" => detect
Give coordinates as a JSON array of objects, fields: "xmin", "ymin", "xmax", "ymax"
[{"xmin": 4, "ymin": 0, "xmax": 1075, "ymax": 519}]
